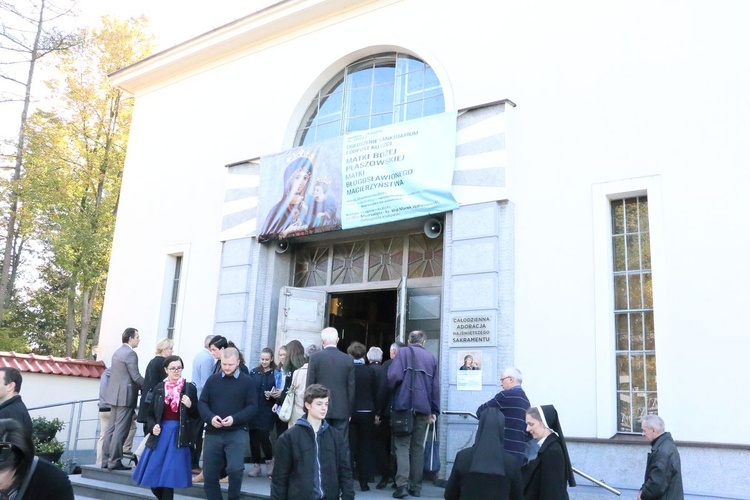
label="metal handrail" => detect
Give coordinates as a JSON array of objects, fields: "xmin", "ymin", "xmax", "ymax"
[
  {"xmin": 29, "ymin": 398, "xmax": 99, "ymax": 473},
  {"xmin": 442, "ymin": 410, "xmax": 621, "ymax": 496}
]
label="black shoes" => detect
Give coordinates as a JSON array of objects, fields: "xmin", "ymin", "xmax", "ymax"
[
  {"xmin": 393, "ymin": 485, "xmax": 409, "ymax": 498},
  {"xmin": 408, "ymin": 489, "xmax": 421, "ymax": 497},
  {"xmin": 109, "ymin": 463, "xmax": 132, "ymax": 471},
  {"xmin": 360, "ymin": 480, "xmax": 370, "ymax": 492},
  {"xmin": 376, "ymin": 477, "xmax": 391, "ymax": 489}
]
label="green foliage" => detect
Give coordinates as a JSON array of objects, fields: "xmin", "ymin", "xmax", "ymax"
[
  {"xmin": 32, "ymin": 416, "xmax": 65, "ymax": 434},
  {"xmin": 10, "ymin": 15, "xmax": 154, "ymax": 358}
]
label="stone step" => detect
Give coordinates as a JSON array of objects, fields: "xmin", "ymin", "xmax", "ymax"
[{"xmin": 74, "ymin": 465, "xmax": 269, "ymax": 499}]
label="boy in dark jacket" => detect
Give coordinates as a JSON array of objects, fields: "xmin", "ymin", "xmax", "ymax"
[{"xmin": 271, "ymin": 384, "xmax": 354, "ymax": 500}]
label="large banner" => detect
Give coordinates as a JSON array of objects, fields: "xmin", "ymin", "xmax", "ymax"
[{"xmin": 257, "ymin": 111, "xmax": 458, "ymax": 242}]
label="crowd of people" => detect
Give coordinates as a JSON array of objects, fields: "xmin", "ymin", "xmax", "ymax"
[{"xmin": 93, "ymin": 326, "xmax": 684, "ymax": 500}]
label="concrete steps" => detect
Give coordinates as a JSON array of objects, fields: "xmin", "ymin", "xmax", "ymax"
[{"xmin": 71, "ymin": 465, "xmax": 268, "ymax": 499}]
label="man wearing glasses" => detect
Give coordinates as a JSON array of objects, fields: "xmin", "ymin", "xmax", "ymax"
[{"xmin": 475, "ymin": 367, "xmax": 530, "ymax": 465}]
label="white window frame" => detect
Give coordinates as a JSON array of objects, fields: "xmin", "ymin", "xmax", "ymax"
[
  {"xmin": 592, "ymin": 175, "xmax": 666, "ymax": 438},
  {"xmin": 157, "ymin": 245, "xmax": 190, "ymax": 343}
]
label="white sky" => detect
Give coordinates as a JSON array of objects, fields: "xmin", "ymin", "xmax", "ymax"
[
  {"xmin": 0, "ymin": 0, "xmax": 273, "ymax": 145},
  {"xmin": 78, "ymin": 0, "xmax": 274, "ymax": 51}
]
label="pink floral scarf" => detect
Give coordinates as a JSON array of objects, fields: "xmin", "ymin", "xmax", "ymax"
[{"xmin": 164, "ymin": 377, "xmax": 185, "ymax": 412}]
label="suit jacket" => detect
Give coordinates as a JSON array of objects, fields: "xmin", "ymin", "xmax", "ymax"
[
  {"xmin": 104, "ymin": 344, "xmax": 145, "ymax": 408},
  {"xmin": 306, "ymin": 346, "xmax": 355, "ymax": 420}
]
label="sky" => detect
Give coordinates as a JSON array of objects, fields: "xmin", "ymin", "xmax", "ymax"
[
  {"xmin": 78, "ymin": 0, "xmax": 273, "ymax": 51},
  {"xmin": 0, "ymin": 0, "xmax": 273, "ymax": 145}
]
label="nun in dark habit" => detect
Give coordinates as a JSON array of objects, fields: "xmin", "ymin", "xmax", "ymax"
[
  {"xmin": 522, "ymin": 405, "xmax": 576, "ymax": 500},
  {"xmin": 444, "ymin": 408, "xmax": 523, "ymax": 500}
]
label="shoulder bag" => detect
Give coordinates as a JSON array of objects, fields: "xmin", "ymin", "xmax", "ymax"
[
  {"xmin": 278, "ymin": 370, "xmax": 299, "ymax": 423},
  {"xmin": 391, "ymin": 346, "xmax": 416, "ymax": 436}
]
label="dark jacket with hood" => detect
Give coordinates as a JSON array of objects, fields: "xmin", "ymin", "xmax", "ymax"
[
  {"xmin": 144, "ymin": 379, "xmax": 198, "ymax": 449},
  {"xmin": 640, "ymin": 432, "xmax": 684, "ymax": 500},
  {"xmin": 271, "ymin": 417, "xmax": 354, "ymax": 500}
]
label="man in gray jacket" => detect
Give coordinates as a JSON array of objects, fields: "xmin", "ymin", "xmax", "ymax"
[
  {"xmin": 102, "ymin": 327, "xmax": 144, "ymax": 470},
  {"xmin": 638, "ymin": 415, "xmax": 684, "ymax": 500}
]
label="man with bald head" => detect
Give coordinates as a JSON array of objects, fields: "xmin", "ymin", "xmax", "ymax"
[
  {"xmin": 306, "ymin": 327, "xmax": 355, "ymax": 436},
  {"xmin": 199, "ymin": 347, "xmax": 258, "ymax": 500}
]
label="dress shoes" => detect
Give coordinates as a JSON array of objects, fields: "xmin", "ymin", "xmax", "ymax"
[
  {"xmin": 109, "ymin": 463, "xmax": 132, "ymax": 471},
  {"xmin": 408, "ymin": 488, "xmax": 421, "ymax": 497},
  {"xmin": 359, "ymin": 480, "xmax": 370, "ymax": 492},
  {"xmin": 376, "ymin": 477, "xmax": 391, "ymax": 489},
  {"xmin": 393, "ymin": 485, "xmax": 409, "ymax": 498}
]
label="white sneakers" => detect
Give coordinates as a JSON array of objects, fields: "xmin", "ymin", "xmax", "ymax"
[{"xmin": 247, "ymin": 463, "xmax": 262, "ymax": 477}]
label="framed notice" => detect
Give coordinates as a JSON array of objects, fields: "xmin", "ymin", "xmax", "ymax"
[{"xmin": 449, "ymin": 313, "xmax": 495, "ymax": 347}]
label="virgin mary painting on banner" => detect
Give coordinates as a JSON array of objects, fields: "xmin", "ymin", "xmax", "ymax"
[{"xmin": 257, "ymin": 141, "xmax": 343, "ymax": 243}]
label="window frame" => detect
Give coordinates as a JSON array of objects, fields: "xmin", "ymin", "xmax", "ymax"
[
  {"xmin": 592, "ymin": 175, "xmax": 666, "ymax": 438},
  {"xmin": 294, "ymin": 52, "xmax": 445, "ymax": 147}
]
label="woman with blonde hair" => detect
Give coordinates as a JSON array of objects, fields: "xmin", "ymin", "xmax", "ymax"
[{"xmin": 138, "ymin": 338, "xmax": 174, "ymax": 433}]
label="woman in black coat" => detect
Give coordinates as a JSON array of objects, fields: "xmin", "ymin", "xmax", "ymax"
[
  {"xmin": 132, "ymin": 355, "xmax": 198, "ymax": 500},
  {"xmin": 347, "ymin": 341, "xmax": 378, "ymax": 492},
  {"xmin": 137, "ymin": 338, "xmax": 174, "ymax": 432},
  {"xmin": 0, "ymin": 418, "xmax": 74, "ymax": 499},
  {"xmin": 521, "ymin": 405, "xmax": 576, "ymax": 500},
  {"xmin": 444, "ymin": 408, "xmax": 523, "ymax": 500}
]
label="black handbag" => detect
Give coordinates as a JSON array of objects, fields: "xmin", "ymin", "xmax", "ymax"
[{"xmin": 391, "ymin": 346, "xmax": 416, "ymax": 436}]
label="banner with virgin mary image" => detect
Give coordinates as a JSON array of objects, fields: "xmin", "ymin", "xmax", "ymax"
[{"xmin": 257, "ymin": 111, "xmax": 458, "ymax": 242}]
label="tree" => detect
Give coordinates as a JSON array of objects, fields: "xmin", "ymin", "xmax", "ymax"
[
  {"xmin": 0, "ymin": 0, "xmax": 79, "ymax": 323},
  {"xmin": 20, "ymin": 15, "xmax": 153, "ymax": 357}
]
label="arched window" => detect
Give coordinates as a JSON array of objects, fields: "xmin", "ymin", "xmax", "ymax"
[{"xmin": 295, "ymin": 52, "xmax": 444, "ymax": 146}]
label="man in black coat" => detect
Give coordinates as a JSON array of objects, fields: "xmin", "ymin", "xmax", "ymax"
[
  {"xmin": 638, "ymin": 415, "xmax": 684, "ymax": 500},
  {"xmin": 0, "ymin": 367, "xmax": 33, "ymax": 438},
  {"xmin": 306, "ymin": 327, "xmax": 355, "ymax": 436}
]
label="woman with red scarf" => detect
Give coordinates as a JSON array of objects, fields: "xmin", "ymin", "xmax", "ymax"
[{"xmin": 133, "ymin": 355, "xmax": 198, "ymax": 499}]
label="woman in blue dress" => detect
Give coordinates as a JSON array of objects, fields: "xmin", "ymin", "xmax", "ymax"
[{"xmin": 132, "ymin": 355, "xmax": 198, "ymax": 499}]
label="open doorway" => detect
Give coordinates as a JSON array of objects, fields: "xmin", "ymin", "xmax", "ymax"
[{"xmin": 328, "ymin": 290, "xmax": 397, "ymax": 361}]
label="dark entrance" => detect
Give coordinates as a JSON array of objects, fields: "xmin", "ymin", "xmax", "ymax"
[{"xmin": 328, "ymin": 290, "xmax": 397, "ymax": 361}]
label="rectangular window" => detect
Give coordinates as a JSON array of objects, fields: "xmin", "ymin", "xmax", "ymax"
[
  {"xmin": 611, "ymin": 197, "xmax": 656, "ymax": 433},
  {"xmin": 166, "ymin": 256, "xmax": 182, "ymax": 339}
]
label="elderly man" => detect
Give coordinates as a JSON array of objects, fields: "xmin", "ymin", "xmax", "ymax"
[
  {"xmin": 387, "ymin": 330, "xmax": 439, "ymax": 499},
  {"xmin": 102, "ymin": 327, "xmax": 144, "ymax": 471},
  {"xmin": 638, "ymin": 415, "xmax": 684, "ymax": 500},
  {"xmin": 306, "ymin": 327, "xmax": 355, "ymax": 436},
  {"xmin": 475, "ymin": 367, "xmax": 530, "ymax": 465}
]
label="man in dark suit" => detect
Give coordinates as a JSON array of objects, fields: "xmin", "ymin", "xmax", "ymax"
[
  {"xmin": 102, "ymin": 327, "xmax": 144, "ymax": 470},
  {"xmin": 0, "ymin": 367, "xmax": 33, "ymax": 438},
  {"xmin": 306, "ymin": 327, "xmax": 355, "ymax": 436}
]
